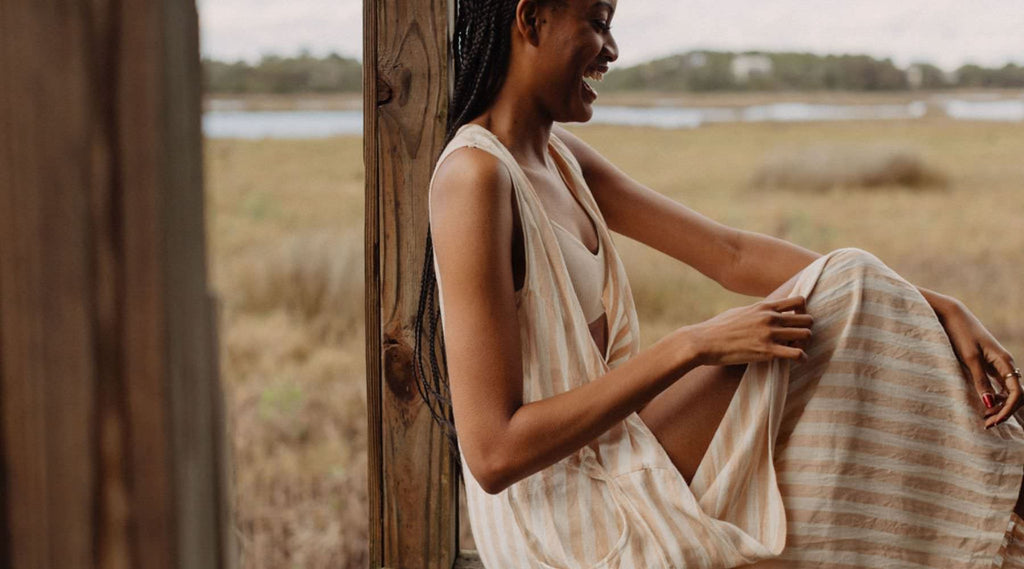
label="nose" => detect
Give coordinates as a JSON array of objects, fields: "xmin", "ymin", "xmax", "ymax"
[{"xmin": 603, "ymin": 34, "xmax": 619, "ymax": 63}]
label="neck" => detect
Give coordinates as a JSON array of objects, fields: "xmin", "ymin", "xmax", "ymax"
[{"xmin": 470, "ymin": 74, "xmax": 553, "ymax": 167}]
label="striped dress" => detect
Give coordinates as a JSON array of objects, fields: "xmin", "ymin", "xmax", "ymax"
[{"xmin": 430, "ymin": 123, "xmax": 1024, "ymax": 568}]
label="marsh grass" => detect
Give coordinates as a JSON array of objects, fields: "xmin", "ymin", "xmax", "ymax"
[
  {"xmin": 208, "ymin": 112, "xmax": 1024, "ymax": 567},
  {"xmin": 750, "ymin": 142, "xmax": 949, "ymax": 191},
  {"xmin": 227, "ymin": 229, "xmax": 364, "ymax": 340}
]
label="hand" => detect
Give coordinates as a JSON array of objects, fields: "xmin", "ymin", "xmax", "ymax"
[
  {"xmin": 685, "ymin": 296, "xmax": 814, "ymax": 367},
  {"xmin": 935, "ymin": 297, "xmax": 1022, "ymax": 429}
]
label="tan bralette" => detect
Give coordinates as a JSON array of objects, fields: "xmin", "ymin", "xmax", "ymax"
[{"xmin": 551, "ymin": 221, "xmax": 605, "ymax": 324}]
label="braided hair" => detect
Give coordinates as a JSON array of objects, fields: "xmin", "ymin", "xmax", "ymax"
[{"xmin": 413, "ymin": 0, "xmax": 544, "ymax": 473}]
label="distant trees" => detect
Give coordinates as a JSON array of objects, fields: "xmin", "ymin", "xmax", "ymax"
[
  {"xmin": 601, "ymin": 51, "xmax": 912, "ymax": 92},
  {"xmin": 201, "ymin": 51, "xmax": 1024, "ymax": 94},
  {"xmin": 600, "ymin": 51, "xmax": 1024, "ymax": 92},
  {"xmin": 955, "ymin": 63, "xmax": 1024, "ymax": 88},
  {"xmin": 203, "ymin": 51, "xmax": 361, "ymax": 94}
]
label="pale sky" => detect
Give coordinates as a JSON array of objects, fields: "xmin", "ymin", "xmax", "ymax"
[{"xmin": 198, "ymin": 0, "xmax": 1024, "ymax": 70}]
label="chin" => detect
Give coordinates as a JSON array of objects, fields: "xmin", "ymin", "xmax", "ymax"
[
  {"xmin": 554, "ymin": 102, "xmax": 595, "ymax": 124},
  {"xmin": 571, "ymin": 107, "xmax": 595, "ymax": 124}
]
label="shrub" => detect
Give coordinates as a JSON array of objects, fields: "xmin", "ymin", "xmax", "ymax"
[
  {"xmin": 226, "ymin": 229, "xmax": 364, "ymax": 339},
  {"xmin": 750, "ymin": 143, "xmax": 949, "ymax": 192}
]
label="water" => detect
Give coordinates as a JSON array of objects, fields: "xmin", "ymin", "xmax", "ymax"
[
  {"xmin": 203, "ymin": 110, "xmax": 363, "ymax": 139},
  {"xmin": 589, "ymin": 101, "xmax": 928, "ymax": 128},
  {"xmin": 942, "ymin": 99, "xmax": 1024, "ymax": 122},
  {"xmin": 202, "ymin": 98, "xmax": 1024, "ymax": 139}
]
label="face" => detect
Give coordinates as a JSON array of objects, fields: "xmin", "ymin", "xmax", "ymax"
[{"xmin": 521, "ymin": 0, "xmax": 619, "ymax": 122}]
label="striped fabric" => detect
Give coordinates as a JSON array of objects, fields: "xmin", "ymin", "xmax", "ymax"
[{"xmin": 430, "ymin": 123, "xmax": 1024, "ymax": 568}]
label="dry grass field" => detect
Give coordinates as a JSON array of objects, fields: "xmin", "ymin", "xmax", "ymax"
[{"xmin": 205, "ymin": 113, "xmax": 1024, "ymax": 568}]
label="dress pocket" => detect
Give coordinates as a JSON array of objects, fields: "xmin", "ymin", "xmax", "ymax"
[{"xmin": 505, "ymin": 449, "xmax": 632, "ymax": 568}]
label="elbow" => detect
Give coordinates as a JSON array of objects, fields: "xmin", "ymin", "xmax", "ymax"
[
  {"xmin": 475, "ymin": 452, "xmax": 513, "ymax": 495},
  {"xmin": 464, "ymin": 413, "xmax": 524, "ymax": 494},
  {"xmin": 479, "ymin": 475, "xmax": 508, "ymax": 496},
  {"xmin": 463, "ymin": 413, "xmax": 523, "ymax": 494}
]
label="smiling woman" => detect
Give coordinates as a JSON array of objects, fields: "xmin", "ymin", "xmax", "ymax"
[{"xmin": 414, "ymin": 1, "xmax": 1024, "ymax": 568}]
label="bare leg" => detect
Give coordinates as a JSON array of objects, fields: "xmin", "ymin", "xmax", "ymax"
[{"xmin": 638, "ymin": 269, "xmax": 804, "ymax": 484}]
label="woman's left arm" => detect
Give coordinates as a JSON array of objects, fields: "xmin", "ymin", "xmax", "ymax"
[
  {"xmin": 554, "ymin": 125, "xmax": 1021, "ymax": 427},
  {"xmin": 916, "ymin": 286, "xmax": 1021, "ymax": 427}
]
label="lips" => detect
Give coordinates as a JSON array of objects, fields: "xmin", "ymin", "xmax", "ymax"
[{"xmin": 581, "ymin": 64, "xmax": 608, "ymax": 101}]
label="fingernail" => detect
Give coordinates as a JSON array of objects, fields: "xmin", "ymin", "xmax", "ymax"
[{"xmin": 983, "ymin": 393, "xmax": 996, "ymax": 409}]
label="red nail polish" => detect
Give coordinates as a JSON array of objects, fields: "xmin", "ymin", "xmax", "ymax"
[{"xmin": 983, "ymin": 393, "xmax": 996, "ymax": 409}]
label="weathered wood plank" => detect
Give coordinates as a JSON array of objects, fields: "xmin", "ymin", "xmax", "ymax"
[
  {"xmin": 365, "ymin": 0, "xmax": 459, "ymax": 567},
  {"xmin": 0, "ymin": 2, "xmax": 98, "ymax": 567},
  {"xmin": 158, "ymin": 0, "xmax": 228, "ymax": 566},
  {"xmin": 0, "ymin": 270, "xmax": 7, "ymax": 569},
  {"xmin": 0, "ymin": 0, "xmax": 227, "ymax": 567}
]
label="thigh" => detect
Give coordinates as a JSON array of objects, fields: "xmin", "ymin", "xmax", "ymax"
[
  {"xmin": 638, "ymin": 267, "xmax": 805, "ymax": 484},
  {"xmin": 638, "ymin": 363, "xmax": 746, "ymax": 484}
]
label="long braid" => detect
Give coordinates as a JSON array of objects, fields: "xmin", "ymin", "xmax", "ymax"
[{"xmin": 412, "ymin": 0, "xmax": 523, "ymax": 474}]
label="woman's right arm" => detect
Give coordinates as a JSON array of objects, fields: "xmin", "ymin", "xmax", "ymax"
[{"xmin": 430, "ymin": 147, "xmax": 812, "ymax": 495}]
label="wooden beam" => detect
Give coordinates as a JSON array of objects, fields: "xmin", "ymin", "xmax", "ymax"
[
  {"xmin": 0, "ymin": 0, "xmax": 229, "ymax": 567},
  {"xmin": 364, "ymin": 0, "xmax": 460, "ymax": 567}
]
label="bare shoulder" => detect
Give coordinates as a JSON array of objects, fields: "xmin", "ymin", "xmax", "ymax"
[
  {"xmin": 428, "ymin": 144, "xmax": 517, "ymax": 290},
  {"xmin": 429, "ymin": 145, "xmax": 513, "ymax": 227}
]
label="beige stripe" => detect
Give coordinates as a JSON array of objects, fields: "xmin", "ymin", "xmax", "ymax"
[
  {"xmin": 804, "ymin": 374, "xmax": 992, "ymax": 432},
  {"xmin": 795, "ymin": 403, "xmax": 1004, "ymax": 455},
  {"xmin": 782, "ymin": 429, "xmax": 1008, "ymax": 482},
  {"xmin": 781, "ymin": 481, "xmax": 996, "ymax": 529},
  {"xmin": 775, "ymin": 535, "xmax": 977, "ymax": 569},
  {"xmin": 786, "ymin": 520, "xmax": 991, "ymax": 561}
]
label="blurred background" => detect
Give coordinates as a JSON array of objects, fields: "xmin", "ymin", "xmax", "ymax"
[{"xmin": 197, "ymin": 1, "xmax": 1024, "ymax": 567}]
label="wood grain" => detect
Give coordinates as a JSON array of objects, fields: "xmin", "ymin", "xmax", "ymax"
[
  {"xmin": 0, "ymin": 0, "xmax": 228, "ymax": 567},
  {"xmin": 365, "ymin": 0, "xmax": 464, "ymax": 567}
]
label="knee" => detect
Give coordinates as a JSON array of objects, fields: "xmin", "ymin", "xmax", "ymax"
[
  {"xmin": 823, "ymin": 247, "xmax": 894, "ymax": 280},
  {"xmin": 830, "ymin": 247, "xmax": 884, "ymax": 268},
  {"xmin": 816, "ymin": 247, "xmax": 916, "ymax": 303}
]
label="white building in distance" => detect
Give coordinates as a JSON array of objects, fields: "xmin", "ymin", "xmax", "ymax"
[{"xmin": 732, "ymin": 54, "xmax": 773, "ymax": 82}]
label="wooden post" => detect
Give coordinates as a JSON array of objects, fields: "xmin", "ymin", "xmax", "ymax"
[
  {"xmin": 365, "ymin": 0, "xmax": 485, "ymax": 567},
  {"xmin": 0, "ymin": 1, "xmax": 230, "ymax": 568}
]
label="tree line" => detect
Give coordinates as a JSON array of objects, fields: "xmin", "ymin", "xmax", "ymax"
[
  {"xmin": 202, "ymin": 50, "xmax": 1024, "ymax": 94},
  {"xmin": 203, "ymin": 51, "xmax": 362, "ymax": 94},
  {"xmin": 599, "ymin": 51, "xmax": 1024, "ymax": 92}
]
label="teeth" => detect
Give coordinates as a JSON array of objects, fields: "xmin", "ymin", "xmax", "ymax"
[{"xmin": 584, "ymin": 69, "xmax": 604, "ymax": 82}]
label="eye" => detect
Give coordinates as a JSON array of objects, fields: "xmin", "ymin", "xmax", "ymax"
[{"xmin": 591, "ymin": 19, "xmax": 611, "ymax": 32}]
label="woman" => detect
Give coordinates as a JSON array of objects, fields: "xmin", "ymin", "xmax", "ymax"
[{"xmin": 415, "ymin": 0, "xmax": 1024, "ymax": 566}]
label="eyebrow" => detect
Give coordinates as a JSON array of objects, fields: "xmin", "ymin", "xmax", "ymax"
[{"xmin": 592, "ymin": 1, "xmax": 615, "ymax": 14}]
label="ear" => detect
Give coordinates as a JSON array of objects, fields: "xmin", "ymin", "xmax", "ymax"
[{"xmin": 514, "ymin": 0, "xmax": 543, "ymax": 46}]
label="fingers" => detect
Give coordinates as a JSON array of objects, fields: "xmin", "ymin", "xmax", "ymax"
[
  {"xmin": 766, "ymin": 297, "xmax": 814, "ymax": 355},
  {"xmin": 768, "ymin": 295, "xmax": 807, "ymax": 314},
  {"xmin": 771, "ymin": 327, "xmax": 813, "ymax": 342},
  {"xmin": 773, "ymin": 313, "xmax": 814, "ymax": 328},
  {"xmin": 986, "ymin": 374, "xmax": 1021, "ymax": 429},
  {"xmin": 985, "ymin": 352, "xmax": 1022, "ymax": 429},
  {"xmin": 772, "ymin": 344, "xmax": 808, "ymax": 362},
  {"xmin": 961, "ymin": 346, "xmax": 998, "ymax": 417}
]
